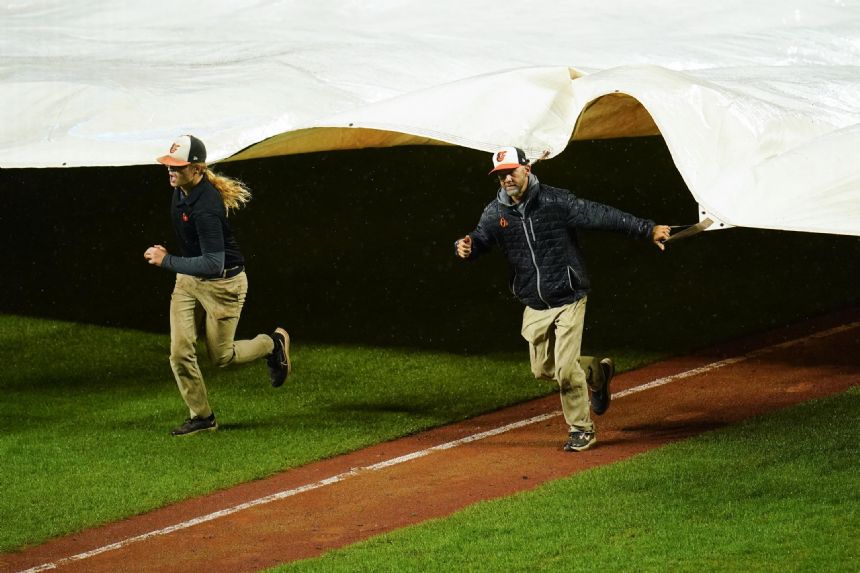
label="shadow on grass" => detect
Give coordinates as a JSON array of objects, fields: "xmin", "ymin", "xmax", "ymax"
[
  {"xmin": 325, "ymin": 400, "xmax": 442, "ymax": 416},
  {"xmin": 215, "ymin": 421, "xmax": 291, "ymax": 432}
]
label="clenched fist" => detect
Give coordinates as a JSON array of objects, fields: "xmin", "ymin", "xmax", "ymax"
[{"xmin": 456, "ymin": 235, "xmax": 472, "ymax": 259}]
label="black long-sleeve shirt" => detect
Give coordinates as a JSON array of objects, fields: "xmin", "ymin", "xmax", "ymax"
[{"xmin": 161, "ymin": 176, "xmax": 244, "ymax": 278}]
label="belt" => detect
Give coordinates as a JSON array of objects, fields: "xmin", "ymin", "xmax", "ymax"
[
  {"xmin": 221, "ymin": 265, "xmax": 244, "ymax": 279},
  {"xmin": 198, "ymin": 265, "xmax": 244, "ymax": 281}
]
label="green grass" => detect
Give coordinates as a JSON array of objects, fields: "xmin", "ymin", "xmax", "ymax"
[
  {"xmin": 2, "ymin": 311, "xmax": 857, "ymax": 568},
  {"xmin": 272, "ymin": 387, "xmax": 860, "ymax": 573},
  {"xmin": 0, "ymin": 314, "xmax": 559, "ymax": 552}
]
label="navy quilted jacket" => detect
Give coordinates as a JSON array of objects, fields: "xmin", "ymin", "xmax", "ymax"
[{"xmin": 465, "ymin": 175, "xmax": 654, "ymax": 310}]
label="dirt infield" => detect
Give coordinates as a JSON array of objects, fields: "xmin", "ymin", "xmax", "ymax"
[{"xmin": 4, "ymin": 310, "xmax": 859, "ymax": 573}]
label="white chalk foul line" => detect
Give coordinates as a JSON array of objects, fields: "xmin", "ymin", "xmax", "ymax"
[{"xmin": 18, "ymin": 320, "xmax": 860, "ymax": 573}]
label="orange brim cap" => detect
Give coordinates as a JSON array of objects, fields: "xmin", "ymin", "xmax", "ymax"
[
  {"xmin": 157, "ymin": 155, "xmax": 191, "ymax": 166},
  {"xmin": 489, "ymin": 146, "xmax": 528, "ymax": 174},
  {"xmin": 156, "ymin": 134, "xmax": 206, "ymax": 166},
  {"xmin": 489, "ymin": 162, "xmax": 525, "ymax": 175}
]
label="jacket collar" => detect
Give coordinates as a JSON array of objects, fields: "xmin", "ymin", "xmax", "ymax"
[{"xmin": 496, "ymin": 173, "xmax": 540, "ymax": 212}]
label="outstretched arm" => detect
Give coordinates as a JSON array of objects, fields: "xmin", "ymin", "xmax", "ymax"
[{"xmin": 566, "ymin": 195, "xmax": 670, "ymax": 250}]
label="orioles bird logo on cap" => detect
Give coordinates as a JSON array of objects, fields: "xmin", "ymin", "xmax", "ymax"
[
  {"xmin": 496, "ymin": 150, "xmax": 507, "ymax": 162},
  {"xmin": 170, "ymin": 143, "xmax": 180, "ymax": 153}
]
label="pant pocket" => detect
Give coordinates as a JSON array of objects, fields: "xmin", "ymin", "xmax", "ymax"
[{"xmin": 204, "ymin": 276, "xmax": 246, "ymax": 319}]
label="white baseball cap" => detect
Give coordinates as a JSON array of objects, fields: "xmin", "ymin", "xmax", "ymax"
[
  {"xmin": 157, "ymin": 135, "xmax": 207, "ymax": 166},
  {"xmin": 489, "ymin": 146, "xmax": 529, "ymax": 175}
]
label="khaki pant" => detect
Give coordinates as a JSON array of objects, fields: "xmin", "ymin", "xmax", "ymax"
[
  {"xmin": 169, "ymin": 272, "xmax": 274, "ymax": 418},
  {"xmin": 521, "ymin": 297, "xmax": 604, "ymax": 432}
]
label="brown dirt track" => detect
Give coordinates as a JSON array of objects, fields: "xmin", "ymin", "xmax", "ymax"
[{"xmin": 3, "ymin": 310, "xmax": 859, "ymax": 573}]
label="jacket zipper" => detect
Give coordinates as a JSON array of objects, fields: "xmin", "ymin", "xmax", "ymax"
[
  {"xmin": 522, "ymin": 217, "xmax": 548, "ymax": 307},
  {"xmin": 567, "ymin": 266, "xmax": 579, "ymax": 290}
]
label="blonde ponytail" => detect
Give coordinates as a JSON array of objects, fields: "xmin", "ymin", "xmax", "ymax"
[{"xmin": 203, "ymin": 167, "xmax": 252, "ymax": 214}]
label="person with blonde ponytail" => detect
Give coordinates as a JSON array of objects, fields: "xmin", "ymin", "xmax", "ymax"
[{"xmin": 144, "ymin": 135, "xmax": 291, "ymax": 436}]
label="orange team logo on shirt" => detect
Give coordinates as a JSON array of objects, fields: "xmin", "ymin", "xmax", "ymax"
[
  {"xmin": 496, "ymin": 150, "xmax": 507, "ymax": 162},
  {"xmin": 499, "ymin": 216, "xmax": 508, "ymax": 228},
  {"xmin": 170, "ymin": 143, "xmax": 180, "ymax": 153},
  {"xmin": 182, "ymin": 212, "xmax": 189, "ymax": 222}
]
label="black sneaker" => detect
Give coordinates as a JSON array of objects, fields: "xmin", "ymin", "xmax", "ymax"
[
  {"xmin": 590, "ymin": 357, "xmax": 615, "ymax": 416},
  {"xmin": 267, "ymin": 327, "xmax": 291, "ymax": 387},
  {"xmin": 171, "ymin": 414, "xmax": 217, "ymax": 436},
  {"xmin": 563, "ymin": 429, "xmax": 596, "ymax": 452}
]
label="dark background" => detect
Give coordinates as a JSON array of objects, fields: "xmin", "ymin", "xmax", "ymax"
[{"xmin": 2, "ymin": 137, "xmax": 858, "ymax": 354}]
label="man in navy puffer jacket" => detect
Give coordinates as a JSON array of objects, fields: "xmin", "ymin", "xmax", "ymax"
[{"xmin": 455, "ymin": 147, "xmax": 671, "ymax": 452}]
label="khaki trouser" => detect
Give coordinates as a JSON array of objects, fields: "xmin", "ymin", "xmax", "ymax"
[
  {"xmin": 521, "ymin": 297, "xmax": 604, "ymax": 432},
  {"xmin": 169, "ymin": 272, "xmax": 274, "ymax": 418}
]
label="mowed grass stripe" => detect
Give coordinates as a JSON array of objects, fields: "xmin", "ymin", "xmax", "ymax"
[{"xmin": 271, "ymin": 386, "xmax": 860, "ymax": 573}]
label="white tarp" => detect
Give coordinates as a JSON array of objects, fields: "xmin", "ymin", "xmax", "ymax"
[{"xmin": 2, "ymin": 1, "xmax": 860, "ymax": 235}]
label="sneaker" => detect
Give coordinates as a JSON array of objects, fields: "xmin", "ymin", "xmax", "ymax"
[
  {"xmin": 563, "ymin": 429, "xmax": 596, "ymax": 452},
  {"xmin": 267, "ymin": 327, "xmax": 291, "ymax": 387},
  {"xmin": 590, "ymin": 357, "xmax": 615, "ymax": 416},
  {"xmin": 171, "ymin": 414, "xmax": 217, "ymax": 436}
]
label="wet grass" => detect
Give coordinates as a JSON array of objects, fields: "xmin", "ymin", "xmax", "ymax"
[{"xmin": 0, "ymin": 314, "xmax": 556, "ymax": 552}]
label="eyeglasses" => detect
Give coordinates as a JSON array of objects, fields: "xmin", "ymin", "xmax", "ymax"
[{"xmin": 166, "ymin": 164, "xmax": 190, "ymax": 172}]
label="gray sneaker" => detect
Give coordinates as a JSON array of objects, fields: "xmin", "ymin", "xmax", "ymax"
[
  {"xmin": 171, "ymin": 414, "xmax": 217, "ymax": 436},
  {"xmin": 563, "ymin": 430, "xmax": 596, "ymax": 452}
]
